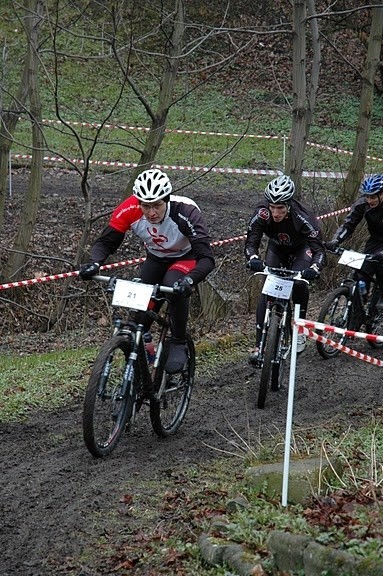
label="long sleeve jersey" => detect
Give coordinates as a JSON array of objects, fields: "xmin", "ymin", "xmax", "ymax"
[
  {"xmin": 90, "ymin": 194, "xmax": 215, "ymax": 284},
  {"xmin": 244, "ymin": 198, "xmax": 326, "ymax": 269},
  {"xmin": 333, "ymin": 197, "xmax": 383, "ymax": 253}
]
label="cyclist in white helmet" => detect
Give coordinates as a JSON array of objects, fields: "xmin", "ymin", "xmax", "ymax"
[
  {"xmin": 79, "ymin": 168, "xmax": 215, "ymax": 373},
  {"xmin": 245, "ymin": 174, "xmax": 326, "ymax": 363}
]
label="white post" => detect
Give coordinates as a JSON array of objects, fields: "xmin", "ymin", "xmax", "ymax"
[
  {"xmin": 281, "ymin": 304, "xmax": 300, "ymax": 506},
  {"xmin": 282, "ymin": 135, "xmax": 286, "ymax": 171}
]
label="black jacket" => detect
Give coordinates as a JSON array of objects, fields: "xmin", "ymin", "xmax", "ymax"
[
  {"xmin": 244, "ymin": 198, "xmax": 326, "ymax": 269},
  {"xmin": 333, "ymin": 197, "xmax": 383, "ymax": 253}
]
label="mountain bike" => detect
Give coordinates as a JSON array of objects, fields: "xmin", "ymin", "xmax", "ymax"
[
  {"xmin": 316, "ymin": 248, "xmax": 383, "ymax": 359},
  {"xmin": 250, "ymin": 266, "xmax": 309, "ymax": 409},
  {"xmin": 82, "ymin": 275, "xmax": 195, "ymax": 458}
]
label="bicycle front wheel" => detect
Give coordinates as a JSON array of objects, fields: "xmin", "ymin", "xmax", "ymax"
[
  {"xmin": 150, "ymin": 334, "xmax": 195, "ymax": 437},
  {"xmin": 366, "ymin": 287, "xmax": 383, "ymax": 349},
  {"xmin": 271, "ymin": 311, "xmax": 291, "ymax": 392},
  {"xmin": 258, "ymin": 312, "xmax": 279, "ymax": 409},
  {"xmin": 316, "ymin": 287, "xmax": 350, "ymax": 359},
  {"xmin": 83, "ymin": 334, "xmax": 136, "ymax": 458}
]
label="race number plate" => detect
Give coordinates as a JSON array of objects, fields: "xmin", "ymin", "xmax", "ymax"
[
  {"xmin": 338, "ymin": 249, "xmax": 366, "ymax": 270},
  {"xmin": 262, "ymin": 274, "xmax": 294, "ymax": 299},
  {"xmin": 112, "ymin": 280, "xmax": 153, "ymax": 310}
]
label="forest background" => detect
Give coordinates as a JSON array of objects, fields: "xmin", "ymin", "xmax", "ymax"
[{"xmin": 2, "ymin": 3, "xmax": 383, "ymax": 576}]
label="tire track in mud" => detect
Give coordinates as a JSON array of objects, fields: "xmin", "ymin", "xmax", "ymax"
[{"xmin": 1, "ymin": 341, "xmax": 382, "ymax": 575}]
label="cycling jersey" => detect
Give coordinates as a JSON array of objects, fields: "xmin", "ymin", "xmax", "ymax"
[
  {"xmin": 334, "ymin": 197, "xmax": 383, "ymax": 253},
  {"xmin": 244, "ymin": 198, "xmax": 326, "ymax": 269},
  {"xmin": 90, "ymin": 194, "xmax": 215, "ymax": 284}
]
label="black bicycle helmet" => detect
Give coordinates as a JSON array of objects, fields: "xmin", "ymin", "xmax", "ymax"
[
  {"xmin": 361, "ymin": 174, "xmax": 383, "ymax": 196},
  {"xmin": 133, "ymin": 169, "xmax": 172, "ymax": 202},
  {"xmin": 264, "ymin": 175, "xmax": 295, "ymax": 204}
]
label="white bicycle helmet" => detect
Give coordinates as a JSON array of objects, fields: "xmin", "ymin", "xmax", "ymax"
[
  {"xmin": 264, "ymin": 175, "xmax": 295, "ymax": 204},
  {"xmin": 133, "ymin": 169, "xmax": 172, "ymax": 202}
]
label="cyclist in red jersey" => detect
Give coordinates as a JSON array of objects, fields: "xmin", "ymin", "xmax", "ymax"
[
  {"xmin": 79, "ymin": 169, "xmax": 215, "ymax": 373},
  {"xmin": 245, "ymin": 174, "xmax": 326, "ymax": 364}
]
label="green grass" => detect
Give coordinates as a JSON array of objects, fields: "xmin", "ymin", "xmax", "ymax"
[
  {"xmin": 3, "ymin": 1, "xmax": 383, "ymax": 178},
  {"xmin": 0, "ymin": 348, "xmax": 95, "ymax": 422}
]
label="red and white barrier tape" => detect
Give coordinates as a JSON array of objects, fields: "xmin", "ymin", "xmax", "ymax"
[
  {"xmin": 41, "ymin": 118, "xmax": 282, "ymax": 140},
  {"xmin": 10, "ymin": 153, "xmax": 348, "ymax": 179},
  {"xmin": 317, "ymin": 206, "xmax": 350, "ymax": 219},
  {"xmin": 0, "ymin": 206, "xmax": 352, "ymax": 292},
  {"xmin": 295, "ymin": 318, "xmax": 383, "ymax": 344},
  {"xmin": 38, "ymin": 118, "xmax": 383, "ymax": 162},
  {"xmin": 0, "ymin": 259, "xmax": 145, "ymax": 291},
  {"xmin": 298, "ymin": 325, "xmax": 383, "ymax": 367},
  {"xmin": 306, "ymin": 141, "xmax": 383, "ymax": 163}
]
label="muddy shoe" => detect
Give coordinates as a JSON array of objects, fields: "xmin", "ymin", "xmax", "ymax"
[
  {"xmin": 165, "ymin": 339, "xmax": 187, "ymax": 374},
  {"xmin": 297, "ymin": 334, "xmax": 306, "ymax": 353}
]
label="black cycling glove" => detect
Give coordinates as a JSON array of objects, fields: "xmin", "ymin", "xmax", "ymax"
[
  {"xmin": 79, "ymin": 262, "xmax": 100, "ymax": 280},
  {"xmin": 173, "ymin": 276, "xmax": 194, "ymax": 297},
  {"xmin": 301, "ymin": 267, "xmax": 320, "ymax": 281},
  {"xmin": 249, "ymin": 258, "xmax": 265, "ymax": 272},
  {"xmin": 325, "ymin": 240, "xmax": 340, "ymax": 252}
]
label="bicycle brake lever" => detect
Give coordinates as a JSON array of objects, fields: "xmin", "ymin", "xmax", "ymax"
[{"xmin": 106, "ymin": 277, "xmax": 117, "ymax": 292}]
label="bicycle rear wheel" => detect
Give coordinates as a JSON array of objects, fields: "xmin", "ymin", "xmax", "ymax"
[
  {"xmin": 271, "ymin": 312, "xmax": 291, "ymax": 392},
  {"xmin": 316, "ymin": 287, "xmax": 350, "ymax": 359},
  {"xmin": 83, "ymin": 334, "xmax": 136, "ymax": 457},
  {"xmin": 258, "ymin": 312, "xmax": 279, "ymax": 408},
  {"xmin": 150, "ymin": 334, "xmax": 195, "ymax": 437},
  {"xmin": 366, "ymin": 286, "xmax": 383, "ymax": 349}
]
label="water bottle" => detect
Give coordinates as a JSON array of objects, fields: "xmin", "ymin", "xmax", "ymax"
[
  {"xmin": 358, "ymin": 279, "xmax": 367, "ymax": 301},
  {"xmin": 143, "ymin": 332, "xmax": 155, "ymax": 364}
]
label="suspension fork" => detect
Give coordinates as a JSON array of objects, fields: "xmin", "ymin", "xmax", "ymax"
[
  {"xmin": 349, "ymin": 283, "xmax": 366, "ymax": 329},
  {"xmin": 274, "ymin": 304, "xmax": 290, "ymax": 363},
  {"xmin": 258, "ymin": 304, "xmax": 272, "ymax": 359}
]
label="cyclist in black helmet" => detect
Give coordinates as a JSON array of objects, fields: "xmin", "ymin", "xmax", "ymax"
[
  {"xmin": 79, "ymin": 168, "xmax": 215, "ymax": 373},
  {"xmin": 326, "ymin": 173, "xmax": 383, "ymax": 300},
  {"xmin": 245, "ymin": 174, "xmax": 326, "ymax": 364}
]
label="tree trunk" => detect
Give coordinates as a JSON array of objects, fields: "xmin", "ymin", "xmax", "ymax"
[
  {"xmin": 125, "ymin": 0, "xmax": 185, "ymax": 196},
  {"xmin": 2, "ymin": 0, "xmax": 44, "ymax": 282},
  {"xmin": 286, "ymin": 0, "xmax": 320, "ymax": 199},
  {"xmin": 0, "ymin": 58, "xmax": 30, "ymax": 235},
  {"xmin": 338, "ymin": 6, "xmax": 383, "ymax": 207}
]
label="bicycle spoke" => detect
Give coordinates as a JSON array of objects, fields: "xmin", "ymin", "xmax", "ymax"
[
  {"xmin": 258, "ymin": 312, "xmax": 279, "ymax": 408},
  {"xmin": 83, "ymin": 335, "xmax": 134, "ymax": 457},
  {"xmin": 150, "ymin": 335, "xmax": 195, "ymax": 437},
  {"xmin": 316, "ymin": 287, "xmax": 350, "ymax": 359}
]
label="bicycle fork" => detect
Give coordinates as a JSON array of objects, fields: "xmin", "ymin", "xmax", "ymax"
[
  {"xmin": 274, "ymin": 309, "xmax": 290, "ymax": 363},
  {"xmin": 257, "ymin": 307, "xmax": 272, "ymax": 368}
]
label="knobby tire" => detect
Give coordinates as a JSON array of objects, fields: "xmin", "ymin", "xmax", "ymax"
[
  {"xmin": 150, "ymin": 334, "xmax": 195, "ymax": 437},
  {"xmin": 316, "ymin": 287, "xmax": 350, "ymax": 359},
  {"xmin": 258, "ymin": 312, "xmax": 279, "ymax": 409},
  {"xmin": 83, "ymin": 334, "xmax": 135, "ymax": 458},
  {"xmin": 366, "ymin": 286, "xmax": 383, "ymax": 349},
  {"xmin": 271, "ymin": 311, "xmax": 291, "ymax": 391}
]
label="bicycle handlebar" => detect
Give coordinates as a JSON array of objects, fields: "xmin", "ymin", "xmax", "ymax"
[
  {"xmin": 92, "ymin": 275, "xmax": 177, "ymax": 295},
  {"xmin": 253, "ymin": 267, "xmax": 309, "ymax": 284},
  {"xmin": 325, "ymin": 247, "xmax": 382, "ymax": 264}
]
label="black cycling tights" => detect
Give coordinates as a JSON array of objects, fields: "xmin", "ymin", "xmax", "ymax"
[{"xmin": 139, "ymin": 257, "xmax": 189, "ymax": 340}]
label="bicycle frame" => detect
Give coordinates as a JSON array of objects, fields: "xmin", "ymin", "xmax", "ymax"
[
  {"xmin": 316, "ymin": 248, "xmax": 383, "ymax": 359},
  {"xmin": 83, "ymin": 275, "xmax": 196, "ymax": 457},
  {"xmin": 254, "ymin": 267, "xmax": 304, "ymax": 368},
  {"xmin": 95, "ymin": 275, "xmax": 173, "ymax": 405},
  {"xmin": 330, "ymin": 249, "xmax": 375, "ymax": 331},
  {"xmin": 251, "ymin": 267, "xmax": 308, "ymax": 409}
]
